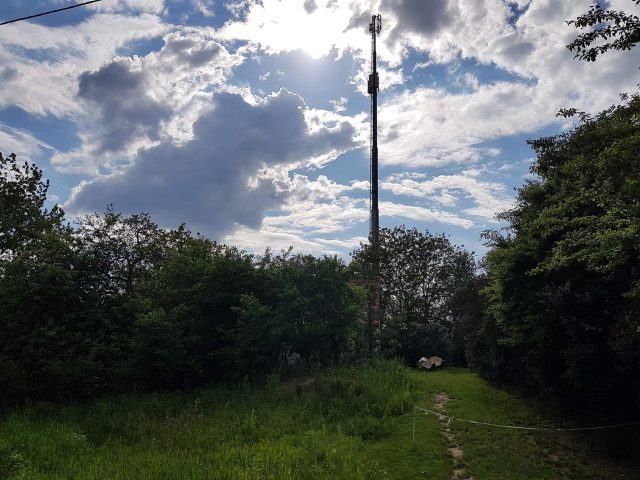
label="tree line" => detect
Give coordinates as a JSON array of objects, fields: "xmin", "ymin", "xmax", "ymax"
[
  {"xmin": 0, "ymin": 151, "xmax": 477, "ymax": 405},
  {"xmin": 469, "ymin": 95, "xmax": 640, "ymax": 413},
  {"xmin": 2, "ymin": 2, "xmax": 639, "ymax": 418},
  {"xmin": 0, "ymin": 157, "xmax": 360, "ymax": 403},
  {"xmin": 465, "ymin": 2, "xmax": 640, "ymax": 414},
  {"xmin": 2, "ymin": 90, "xmax": 639, "ymax": 416}
]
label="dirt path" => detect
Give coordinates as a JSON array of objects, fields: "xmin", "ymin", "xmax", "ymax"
[{"xmin": 433, "ymin": 392, "xmax": 473, "ymax": 480}]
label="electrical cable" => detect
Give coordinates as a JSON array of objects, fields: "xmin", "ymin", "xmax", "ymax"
[{"xmin": 0, "ymin": 0, "xmax": 103, "ymax": 26}]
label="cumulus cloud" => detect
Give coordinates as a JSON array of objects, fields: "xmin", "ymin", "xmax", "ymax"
[
  {"xmin": 381, "ymin": 201, "xmax": 474, "ymax": 228},
  {"xmin": 222, "ymin": 167, "xmax": 477, "ymax": 255},
  {"xmin": 265, "ymin": 197, "xmax": 369, "ymax": 235},
  {"xmin": 65, "ymin": 89, "xmax": 358, "ymax": 237},
  {"xmin": 304, "ymin": 0, "xmax": 318, "ymax": 14},
  {"xmin": 85, "ymin": 0, "xmax": 165, "ymax": 14},
  {"xmin": 0, "ymin": 66, "xmax": 19, "ymax": 82},
  {"xmin": 52, "ymin": 30, "xmax": 245, "ymax": 173},
  {"xmin": 378, "ymin": 82, "xmax": 546, "ymax": 167},
  {"xmin": 77, "ymin": 60, "xmax": 171, "ymax": 154},
  {"xmin": 382, "ymin": 169, "xmax": 514, "ymax": 221},
  {"xmin": 0, "ymin": 12, "xmax": 169, "ymax": 116},
  {"xmin": 216, "ymin": 0, "xmax": 639, "ymax": 174},
  {"xmin": 372, "ymin": 0, "xmax": 640, "ymax": 170},
  {"xmin": 4, "ymin": 0, "xmax": 640, "ymax": 258},
  {"xmin": 330, "ymin": 96, "xmax": 348, "ymax": 112},
  {"xmin": 381, "ymin": 0, "xmax": 456, "ymax": 39},
  {"xmin": 218, "ymin": 0, "xmax": 374, "ymax": 60},
  {"xmin": 190, "ymin": 0, "xmax": 216, "ymax": 17},
  {"xmin": 158, "ymin": 31, "xmax": 227, "ymax": 69}
]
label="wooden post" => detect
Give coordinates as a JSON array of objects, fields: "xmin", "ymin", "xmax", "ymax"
[{"xmin": 412, "ymin": 406, "xmax": 416, "ymax": 447}]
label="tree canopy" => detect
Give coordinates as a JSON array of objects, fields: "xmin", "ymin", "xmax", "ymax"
[
  {"xmin": 351, "ymin": 226, "xmax": 477, "ymax": 365},
  {"xmin": 0, "ymin": 154, "xmax": 480, "ymax": 405},
  {"xmin": 567, "ymin": 1, "xmax": 640, "ymax": 62},
  {"xmin": 473, "ymin": 96, "xmax": 640, "ymax": 411},
  {"xmin": 0, "ymin": 152, "xmax": 65, "ymax": 258}
]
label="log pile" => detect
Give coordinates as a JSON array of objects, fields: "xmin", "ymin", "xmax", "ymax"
[{"xmin": 417, "ymin": 356, "xmax": 444, "ymax": 370}]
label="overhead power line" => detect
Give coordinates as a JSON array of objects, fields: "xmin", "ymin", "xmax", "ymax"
[{"xmin": 0, "ymin": 0, "xmax": 103, "ymax": 26}]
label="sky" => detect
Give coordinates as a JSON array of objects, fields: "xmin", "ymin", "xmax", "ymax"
[{"xmin": 1, "ymin": 0, "xmax": 638, "ymax": 260}]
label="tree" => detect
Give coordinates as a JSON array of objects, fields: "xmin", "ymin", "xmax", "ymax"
[
  {"xmin": 128, "ymin": 234, "xmax": 260, "ymax": 385},
  {"xmin": 351, "ymin": 226, "xmax": 477, "ymax": 364},
  {"xmin": 74, "ymin": 208, "xmax": 166, "ymax": 296},
  {"xmin": 260, "ymin": 251, "xmax": 364, "ymax": 364},
  {"xmin": 228, "ymin": 294, "xmax": 280, "ymax": 375},
  {"xmin": 567, "ymin": 1, "xmax": 640, "ymax": 62},
  {"xmin": 0, "ymin": 152, "xmax": 65, "ymax": 257},
  {"xmin": 481, "ymin": 96, "xmax": 640, "ymax": 411},
  {"xmin": 0, "ymin": 152, "xmax": 105, "ymax": 402}
]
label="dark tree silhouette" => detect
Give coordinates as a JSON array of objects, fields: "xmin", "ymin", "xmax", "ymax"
[{"xmin": 567, "ymin": 1, "xmax": 640, "ymax": 62}]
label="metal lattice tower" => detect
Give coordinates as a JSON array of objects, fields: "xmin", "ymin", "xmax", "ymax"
[
  {"xmin": 367, "ymin": 14, "xmax": 382, "ymax": 355},
  {"xmin": 368, "ymin": 14, "xmax": 381, "ymax": 245}
]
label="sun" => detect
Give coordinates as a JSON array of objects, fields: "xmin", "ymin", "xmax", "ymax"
[{"xmin": 220, "ymin": 0, "xmax": 370, "ymax": 60}]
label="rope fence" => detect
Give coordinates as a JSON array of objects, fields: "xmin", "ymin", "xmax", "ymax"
[{"xmin": 412, "ymin": 405, "xmax": 640, "ymax": 446}]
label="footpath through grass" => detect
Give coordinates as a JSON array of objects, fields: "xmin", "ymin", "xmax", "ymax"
[
  {"xmin": 414, "ymin": 369, "xmax": 640, "ymax": 480},
  {"xmin": 1, "ymin": 362, "xmax": 638, "ymax": 479}
]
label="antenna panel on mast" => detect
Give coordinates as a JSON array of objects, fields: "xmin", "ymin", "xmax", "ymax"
[
  {"xmin": 367, "ymin": 72, "xmax": 378, "ymax": 95},
  {"xmin": 369, "ymin": 13, "xmax": 381, "ymax": 34}
]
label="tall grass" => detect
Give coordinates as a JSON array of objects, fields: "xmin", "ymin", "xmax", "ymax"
[{"xmin": 0, "ymin": 359, "xmax": 414, "ymax": 479}]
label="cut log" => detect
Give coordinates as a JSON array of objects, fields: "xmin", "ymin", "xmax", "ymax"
[{"xmin": 417, "ymin": 355, "xmax": 444, "ymax": 370}]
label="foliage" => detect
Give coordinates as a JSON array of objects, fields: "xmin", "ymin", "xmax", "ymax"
[
  {"xmin": 0, "ymin": 361, "xmax": 417, "ymax": 480},
  {"xmin": 0, "ymin": 152, "xmax": 65, "ymax": 258},
  {"xmin": 567, "ymin": 1, "xmax": 640, "ymax": 62},
  {"xmin": 448, "ymin": 274, "xmax": 490, "ymax": 369},
  {"xmin": 127, "ymin": 236, "xmax": 260, "ymax": 386},
  {"xmin": 477, "ymin": 96, "xmax": 640, "ymax": 411},
  {"xmin": 0, "ymin": 150, "xmax": 470, "ymax": 408},
  {"xmin": 1, "ymin": 365, "xmax": 635, "ymax": 479},
  {"xmin": 260, "ymin": 250, "xmax": 365, "ymax": 364},
  {"xmin": 73, "ymin": 208, "xmax": 166, "ymax": 296},
  {"xmin": 351, "ymin": 226, "xmax": 477, "ymax": 365},
  {"xmin": 0, "ymin": 154, "xmax": 103, "ymax": 402},
  {"xmin": 0, "ymin": 154, "xmax": 368, "ymax": 403}
]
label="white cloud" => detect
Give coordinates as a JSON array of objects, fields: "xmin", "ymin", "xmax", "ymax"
[
  {"xmin": 218, "ymin": 0, "xmax": 372, "ymax": 60},
  {"xmin": 77, "ymin": 59, "xmax": 172, "ymax": 154},
  {"xmin": 3, "ymin": 0, "xmax": 639, "ymax": 258},
  {"xmin": 0, "ymin": 12, "xmax": 169, "ymax": 116},
  {"xmin": 330, "ymin": 96, "xmax": 349, "ymax": 112},
  {"xmin": 0, "ymin": 125, "xmax": 56, "ymax": 161},
  {"xmin": 265, "ymin": 198, "xmax": 369, "ymax": 235},
  {"xmin": 64, "ymin": 89, "xmax": 358, "ymax": 237},
  {"xmin": 87, "ymin": 0, "xmax": 165, "ymax": 14},
  {"xmin": 50, "ymin": 29, "xmax": 246, "ymax": 174},
  {"xmin": 381, "ymin": 169, "xmax": 514, "ymax": 221},
  {"xmin": 378, "ymin": 82, "xmax": 548, "ymax": 167},
  {"xmin": 380, "ymin": 201, "xmax": 474, "ymax": 228},
  {"xmin": 223, "ymin": 224, "xmax": 366, "ymax": 257},
  {"xmin": 190, "ymin": 0, "xmax": 215, "ymax": 17}
]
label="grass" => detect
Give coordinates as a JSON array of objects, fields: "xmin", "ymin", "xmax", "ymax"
[
  {"xmin": 1, "ymin": 362, "xmax": 638, "ymax": 479},
  {"xmin": 417, "ymin": 368, "xmax": 640, "ymax": 480},
  {"xmin": 0, "ymin": 361, "xmax": 421, "ymax": 480}
]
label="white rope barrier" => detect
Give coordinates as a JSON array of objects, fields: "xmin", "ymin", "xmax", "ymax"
[{"xmin": 414, "ymin": 406, "xmax": 640, "ymax": 432}]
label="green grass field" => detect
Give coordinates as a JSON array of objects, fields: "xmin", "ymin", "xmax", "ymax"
[{"xmin": 1, "ymin": 362, "xmax": 638, "ymax": 479}]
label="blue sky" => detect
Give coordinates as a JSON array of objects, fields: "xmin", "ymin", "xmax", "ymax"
[{"xmin": 1, "ymin": 0, "xmax": 638, "ymax": 259}]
